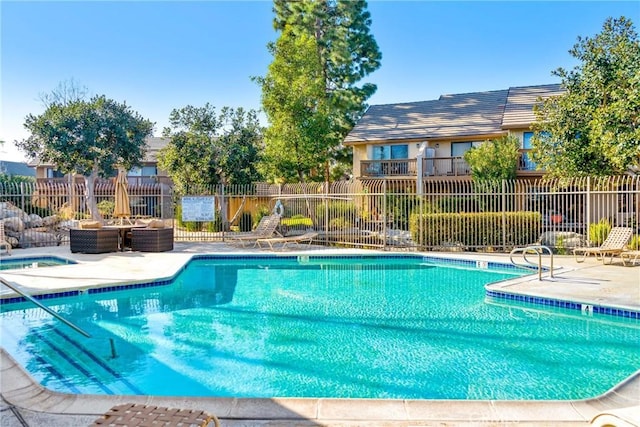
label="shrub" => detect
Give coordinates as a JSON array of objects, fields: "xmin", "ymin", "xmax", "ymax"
[
  {"xmin": 97, "ymin": 200, "xmax": 115, "ymax": 217},
  {"xmin": 254, "ymin": 205, "xmax": 271, "ymax": 228},
  {"xmin": 316, "ymin": 201, "xmax": 357, "ymax": 228},
  {"xmin": 176, "ymin": 204, "xmax": 201, "ymax": 232},
  {"xmin": 204, "ymin": 214, "xmax": 223, "ymax": 232},
  {"xmin": 628, "ymin": 234, "xmax": 640, "ymax": 250},
  {"xmin": 588, "ymin": 219, "xmax": 611, "ymax": 245},
  {"xmin": 409, "ymin": 211, "xmax": 541, "ymax": 249}
]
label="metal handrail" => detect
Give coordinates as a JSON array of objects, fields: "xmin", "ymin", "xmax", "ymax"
[
  {"xmin": 0, "ymin": 277, "xmax": 91, "ymax": 338},
  {"xmin": 509, "ymin": 245, "xmax": 554, "ymax": 281}
]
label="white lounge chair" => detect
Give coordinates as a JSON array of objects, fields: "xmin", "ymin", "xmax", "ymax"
[
  {"xmin": 256, "ymin": 231, "xmax": 318, "ymax": 251},
  {"xmin": 227, "ymin": 214, "xmax": 281, "ymax": 247},
  {"xmin": 573, "ymin": 227, "xmax": 633, "ymax": 264},
  {"xmin": 621, "ymin": 250, "xmax": 640, "ymax": 266}
]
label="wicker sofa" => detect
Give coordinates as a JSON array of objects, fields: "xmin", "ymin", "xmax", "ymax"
[
  {"xmin": 131, "ymin": 227, "xmax": 174, "ymax": 252},
  {"xmin": 70, "ymin": 228, "xmax": 119, "ymax": 254}
]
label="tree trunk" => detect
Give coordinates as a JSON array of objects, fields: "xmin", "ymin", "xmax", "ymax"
[{"xmin": 84, "ymin": 169, "xmax": 102, "ymax": 221}]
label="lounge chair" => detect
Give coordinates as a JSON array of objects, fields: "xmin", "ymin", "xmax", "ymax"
[
  {"xmin": 227, "ymin": 214, "xmax": 281, "ymax": 247},
  {"xmin": 256, "ymin": 231, "xmax": 318, "ymax": 250},
  {"xmin": 621, "ymin": 250, "xmax": 640, "ymax": 266},
  {"xmin": 0, "ymin": 222, "xmax": 11, "ymax": 255},
  {"xmin": 573, "ymin": 227, "xmax": 633, "ymax": 264}
]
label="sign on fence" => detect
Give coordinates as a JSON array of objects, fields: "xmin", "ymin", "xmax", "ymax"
[{"xmin": 181, "ymin": 196, "xmax": 215, "ymax": 222}]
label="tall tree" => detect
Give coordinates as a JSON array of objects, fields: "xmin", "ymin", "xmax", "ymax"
[
  {"xmin": 258, "ymin": 28, "xmax": 332, "ymax": 182},
  {"xmin": 258, "ymin": 0, "xmax": 381, "ymax": 182},
  {"xmin": 17, "ymin": 95, "xmax": 154, "ymax": 219},
  {"xmin": 531, "ymin": 16, "xmax": 640, "ymax": 176},
  {"xmin": 158, "ymin": 104, "xmax": 263, "ymax": 194}
]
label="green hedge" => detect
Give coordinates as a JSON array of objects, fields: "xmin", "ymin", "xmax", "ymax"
[{"xmin": 409, "ymin": 211, "xmax": 541, "ymax": 249}]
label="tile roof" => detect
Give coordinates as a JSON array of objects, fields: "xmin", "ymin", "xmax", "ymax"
[
  {"xmin": 501, "ymin": 84, "xmax": 564, "ymax": 129},
  {"xmin": 344, "ymin": 84, "xmax": 564, "ymax": 144}
]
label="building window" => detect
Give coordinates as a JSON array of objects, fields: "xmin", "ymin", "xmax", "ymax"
[
  {"xmin": 129, "ymin": 166, "xmax": 157, "ymax": 176},
  {"xmin": 371, "ymin": 144, "xmax": 408, "ymax": 160},
  {"xmin": 46, "ymin": 168, "xmax": 64, "ymax": 178},
  {"xmin": 522, "ymin": 132, "xmax": 537, "ymax": 170}
]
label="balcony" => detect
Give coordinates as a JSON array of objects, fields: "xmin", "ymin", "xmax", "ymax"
[{"xmin": 360, "ymin": 151, "xmax": 540, "ymax": 178}]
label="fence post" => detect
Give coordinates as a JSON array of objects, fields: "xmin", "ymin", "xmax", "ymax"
[
  {"xmin": 585, "ymin": 176, "xmax": 591, "ymax": 242},
  {"xmin": 324, "ymin": 183, "xmax": 329, "ymax": 245},
  {"xmin": 383, "ymin": 179, "xmax": 387, "ymax": 251},
  {"xmin": 20, "ymin": 182, "xmax": 25, "ymax": 213},
  {"xmin": 501, "ymin": 180, "xmax": 507, "ymax": 250}
]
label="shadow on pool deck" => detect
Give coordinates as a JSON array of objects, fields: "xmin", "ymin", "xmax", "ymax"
[{"xmin": 1, "ymin": 243, "xmax": 639, "ymax": 426}]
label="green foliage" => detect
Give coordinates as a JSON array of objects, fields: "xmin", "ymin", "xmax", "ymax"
[
  {"xmin": 281, "ymin": 216, "xmax": 314, "ymax": 227},
  {"xmin": 329, "ymin": 217, "xmax": 350, "ymax": 230},
  {"xmin": 175, "ymin": 204, "xmax": 200, "ymax": 232},
  {"xmin": 159, "ymin": 105, "xmax": 263, "ymax": 194},
  {"xmin": 19, "ymin": 95, "xmax": 153, "ymax": 178},
  {"xmin": 257, "ymin": 29, "xmax": 332, "ymax": 182},
  {"xmin": 531, "ymin": 17, "xmax": 640, "ymax": 176},
  {"xmin": 316, "ymin": 201, "xmax": 357, "ymax": 228},
  {"xmin": 204, "ymin": 215, "xmax": 223, "ymax": 233},
  {"xmin": 464, "ymin": 135, "xmax": 520, "ymax": 181},
  {"xmin": 97, "ymin": 200, "xmax": 115, "ymax": 217},
  {"xmin": 555, "ymin": 235, "xmax": 567, "ymax": 255},
  {"xmin": 588, "ymin": 219, "xmax": 612, "ymax": 245},
  {"xmin": 629, "ymin": 235, "xmax": 640, "ymax": 250},
  {"xmin": 239, "ymin": 212, "xmax": 253, "ymax": 232},
  {"xmin": 433, "ymin": 196, "xmax": 481, "ymax": 213},
  {"xmin": 254, "ymin": 205, "xmax": 271, "ymax": 228},
  {"xmin": 0, "ymin": 173, "xmax": 35, "ymax": 186},
  {"xmin": 258, "ymin": 0, "xmax": 382, "ymax": 182},
  {"xmin": 409, "ymin": 212, "xmax": 541, "ymax": 248},
  {"xmin": 17, "ymin": 92, "xmax": 153, "ymax": 220}
]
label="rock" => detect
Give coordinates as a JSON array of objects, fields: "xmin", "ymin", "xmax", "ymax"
[
  {"xmin": 26, "ymin": 213, "xmax": 44, "ymax": 228},
  {"xmin": 2, "ymin": 216, "xmax": 24, "ymax": 232},
  {"xmin": 7, "ymin": 236, "xmax": 18, "ymax": 248},
  {"xmin": 42, "ymin": 215, "xmax": 61, "ymax": 227},
  {"xmin": 538, "ymin": 231, "xmax": 584, "ymax": 249},
  {"xmin": 19, "ymin": 230, "xmax": 60, "ymax": 248}
]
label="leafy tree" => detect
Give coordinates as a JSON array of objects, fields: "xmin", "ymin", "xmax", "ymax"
[
  {"xmin": 464, "ymin": 135, "xmax": 520, "ymax": 181},
  {"xmin": 158, "ymin": 104, "xmax": 263, "ymax": 194},
  {"xmin": 531, "ymin": 16, "xmax": 640, "ymax": 176},
  {"xmin": 257, "ymin": 0, "xmax": 382, "ymax": 182},
  {"xmin": 17, "ymin": 95, "xmax": 154, "ymax": 219},
  {"xmin": 258, "ymin": 28, "xmax": 332, "ymax": 182}
]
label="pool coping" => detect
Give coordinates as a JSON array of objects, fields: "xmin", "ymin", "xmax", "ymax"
[
  {"xmin": 1, "ymin": 348, "xmax": 639, "ymax": 425},
  {"xmin": 1, "ymin": 245, "xmax": 639, "ymax": 425}
]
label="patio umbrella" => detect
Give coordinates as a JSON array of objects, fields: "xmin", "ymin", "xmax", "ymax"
[{"xmin": 113, "ymin": 168, "xmax": 131, "ymax": 224}]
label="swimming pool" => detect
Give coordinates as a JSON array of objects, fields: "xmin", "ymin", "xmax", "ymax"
[
  {"xmin": 0, "ymin": 255, "xmax": 76, "ymax": 271},
  {"xmin": 0, "ymin": 254, "xmax": 638, "ymax": 400}
]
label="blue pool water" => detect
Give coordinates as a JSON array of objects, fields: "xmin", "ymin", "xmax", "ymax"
[
  {"xmin": 0, "ymin": 256, "xmax": 76, "ymax": 271},
  {"xmin": 0, "ymin": 255, "xmax": 638, "ymax": 400}
]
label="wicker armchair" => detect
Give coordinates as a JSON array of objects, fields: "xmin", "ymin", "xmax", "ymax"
[
  {"xmin": 131, "ymin": 227, "xmax": 174, "ymax": 252},
  {"xmin": 70, "ymin": 228, "xmax": 119, "ymax": 254}
]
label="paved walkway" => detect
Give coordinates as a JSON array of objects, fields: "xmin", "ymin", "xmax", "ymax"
[{"xmin": 1, "ymin": 243, "xmax": 639, "ymax": 426}]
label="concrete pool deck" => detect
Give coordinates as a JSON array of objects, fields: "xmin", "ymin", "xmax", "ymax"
[{"xmin": 0, "ymin": 242, "xmax": 639, "ymax": 426}]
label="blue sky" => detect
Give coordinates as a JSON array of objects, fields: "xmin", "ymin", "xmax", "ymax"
[{"xmin": 1, "ymin": 1, "xmax": 638, "ymax": 161}]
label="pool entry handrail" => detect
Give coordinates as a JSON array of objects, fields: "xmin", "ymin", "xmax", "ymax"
[
  {"xmin": 509, "ymin": 245, "xmax": 554, "ymax": 281},
  {"xmin": 0, "ymin": 277, "xmax": 91, "ymax": 338}
]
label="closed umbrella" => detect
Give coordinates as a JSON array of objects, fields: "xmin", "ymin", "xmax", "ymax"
[{"xmin": 113, "ymin": 168, "xmax": 131, "ymax": 225}]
